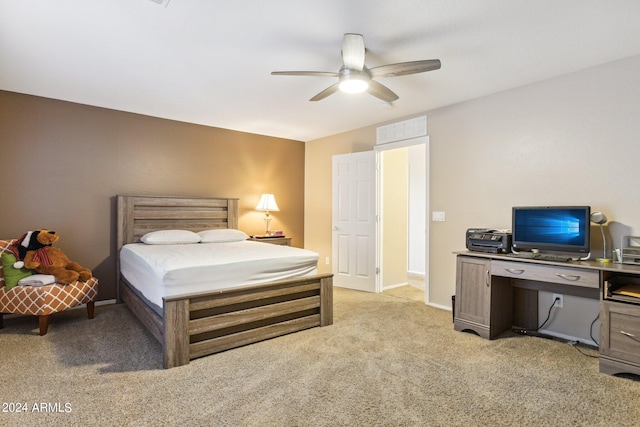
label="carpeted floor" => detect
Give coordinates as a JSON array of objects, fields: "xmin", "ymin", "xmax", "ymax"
[
  {"xmin": 1, "ymin": 286, "xmax": 639, "ymax": 426},
  {"xmin": 383, "ymin": 284, "xmax": 425, "ymax": 303}
]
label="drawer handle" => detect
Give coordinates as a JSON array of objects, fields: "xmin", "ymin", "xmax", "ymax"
[
  {"xmin": 556, "ymin": 273, "xmax": 580, "ymax": 281},
  {"xmin": 621, "ymin": 331, "xmax": 640, "ymax": 343},
  {"xmin": 505, "ymin": 268, "xmax": 525, "ymax": 275}
]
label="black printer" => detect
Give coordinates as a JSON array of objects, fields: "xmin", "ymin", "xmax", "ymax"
[{"xmin": 466, "ymin": 228, "xmax": 512, "ymax": 254}]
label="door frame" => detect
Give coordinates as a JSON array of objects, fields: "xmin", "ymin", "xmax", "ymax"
[{"xmin": 375, "ymin": 136, "xmax": 429, "ymax": 302}]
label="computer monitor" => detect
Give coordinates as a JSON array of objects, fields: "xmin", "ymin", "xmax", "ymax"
[{"xmin": 511, "ymin": 206, "xmax": 591, "ymax": 255}]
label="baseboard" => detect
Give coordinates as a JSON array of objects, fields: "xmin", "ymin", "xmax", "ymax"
[
  {"xmin": 537, "ymin": 328, "xmax": 598, "ymax": 347},
  {"xmin": 407, "ymin": 271, "xmax": 425, "ymax": 290},
  {"xmin": 383, "ymin": 282, "xmax": 409, "ymax": 291},
  {"xmin": 427, "ymin": 302, "xmax": 452, "ymax": 311},
  {"xmin": 383, "ymin": 272, "xmax": 425, "ymax": 292},
  {"xmin": 96, "ymin": 299, "xmax": 117, "ymax": 307}
]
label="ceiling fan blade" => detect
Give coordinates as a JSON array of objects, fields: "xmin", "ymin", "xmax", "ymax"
[
  {"xmin": 310, "ymin": 82, "xmax": 340, "ymax": 101},
  {"xmin": 342, "ymin": 33, "xmax": 365, "ymax": 70},
  {"xmin": 367, "ymin": 80, "xmax": 399, "ymax": 103},
  {"xmin": 369, "ymin": 59, "xmax": 441, "ymax": 78},
  {"xmin": 271, "ymin": 71, "xmax": 339, "ymax": 77}
]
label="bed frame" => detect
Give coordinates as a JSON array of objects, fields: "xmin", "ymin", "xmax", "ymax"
[{"xmin": 116, "ymin": 195, "xmax": 333, "ymax": 368}]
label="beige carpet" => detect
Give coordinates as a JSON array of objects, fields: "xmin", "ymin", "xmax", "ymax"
[
  {"xmin": 383, "ymin": 284, "xmax": 425, "ymax": 302},
  {"xmin": 1, "ymin": 286, "xmax": 639, "ymax": 426}
]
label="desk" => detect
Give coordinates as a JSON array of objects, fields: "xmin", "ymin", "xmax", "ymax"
[{"xmin": 454, "ymin": 251, "xmax": 640, "ymax": 377}]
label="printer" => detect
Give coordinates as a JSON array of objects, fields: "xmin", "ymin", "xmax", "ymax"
[{"xmin": 466, "ymin": 228, "xmax": 512, "ymax": 254}]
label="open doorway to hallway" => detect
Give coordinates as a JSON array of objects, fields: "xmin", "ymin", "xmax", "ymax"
[{"xmin": 379, "ymin": 143, "xmax": 426, "ymax": 302}]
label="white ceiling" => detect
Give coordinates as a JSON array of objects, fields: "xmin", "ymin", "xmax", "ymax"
[{"xmin": 2, "ymin": 0, "xmax": 640, "ymax": 142}]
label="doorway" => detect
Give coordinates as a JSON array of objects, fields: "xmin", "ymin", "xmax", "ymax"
[
  {"xmin": 378, "ymin": 139, "xmax": 427, "ymax": 302},
  {"xmin": 330, "ymin": 138, "xmax": 428, "ymax": 302}
]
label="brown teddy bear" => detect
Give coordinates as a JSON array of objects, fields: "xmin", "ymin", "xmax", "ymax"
[{"xmin": 11, "ymin": 230, "xmax": 92, "ymax": 284}]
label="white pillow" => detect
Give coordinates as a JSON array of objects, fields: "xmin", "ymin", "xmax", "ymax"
[
  {"xmin": 140, "ymin": 230, "xmax": 201, "ymax": 245},
  {"xmin": 198, "ymin": 229, "xmax": 249, "ymax": 243}
]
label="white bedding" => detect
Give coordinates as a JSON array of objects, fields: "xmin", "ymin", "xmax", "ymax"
[{"xmin": 119, "ymin": 240, "xmax": 319, "ymax": 309}]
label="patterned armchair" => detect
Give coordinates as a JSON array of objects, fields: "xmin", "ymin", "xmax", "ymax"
[{"xmin": 0, "ymin": 239, "xmax": 98, "ymax": 335}]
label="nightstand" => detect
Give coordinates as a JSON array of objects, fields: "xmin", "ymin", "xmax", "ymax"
[{"xmin": 248, "ymin": 236, "xmax": 292, "ymax": 246}]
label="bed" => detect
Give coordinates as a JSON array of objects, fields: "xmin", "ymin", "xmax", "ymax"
[{"xmin": 117, "ymin": 195, "xmax": 333, "ymax": 368}]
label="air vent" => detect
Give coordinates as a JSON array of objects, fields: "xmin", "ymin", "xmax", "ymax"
[{"xmin": 376, "ymin": 116, "xmax": 427, "ymax": 145}]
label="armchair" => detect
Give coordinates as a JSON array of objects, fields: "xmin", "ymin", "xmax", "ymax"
[{"xmin": 0, "ymin": 239, "xmax": 98, "ymax": 335}]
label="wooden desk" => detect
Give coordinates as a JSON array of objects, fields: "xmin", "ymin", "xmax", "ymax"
[{"xmin": 454, "ymin": 251, "xmax": 640, "ymax": 377}]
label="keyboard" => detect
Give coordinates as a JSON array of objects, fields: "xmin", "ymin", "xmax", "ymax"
[{"xmin": 506, "ymin": 252, "xmax": 573, "ymax": 262}]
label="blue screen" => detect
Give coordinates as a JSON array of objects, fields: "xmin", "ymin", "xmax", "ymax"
[{"xmin": 512, "ymin": 207, "xmax": 590, "ymax": 252}]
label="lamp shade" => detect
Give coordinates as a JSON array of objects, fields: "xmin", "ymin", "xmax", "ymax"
[
  {"xmin": 256, "ymin": 194, "xmax": 279, "ymax": 212},
  {"xmin": 590, "ymin": 211, "xmax": 607, "ymax": 225}
]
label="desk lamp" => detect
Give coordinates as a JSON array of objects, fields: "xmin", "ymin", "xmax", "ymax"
[
  {"xmin": 591, "ymin": 211, "xmax": 611, "ymax": 263},
  {"xmin": 256, "ymin": 194, "xmax": 279, "ymax": 236}
]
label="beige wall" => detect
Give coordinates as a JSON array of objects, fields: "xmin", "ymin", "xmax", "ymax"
[
  {"xmin": 305, "ymin": 54, "xmax": 640, "ymax": 325},
  {"xmin": 0, "ymin": 91, "xmax": 306, "ymax": 301}
]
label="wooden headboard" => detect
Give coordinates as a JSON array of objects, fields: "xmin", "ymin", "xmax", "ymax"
[{"xmin": 116, "ymin": 195, "xmax": 239, "ymax": 249}]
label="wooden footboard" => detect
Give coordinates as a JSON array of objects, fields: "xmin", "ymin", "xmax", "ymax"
[
  {"xmin": 116, "ymin": 195, "xmax": 333, "ymax": 368},
  {"xmin": 121, "ymin": 273, "xmax": 333, "ymax": 368}
]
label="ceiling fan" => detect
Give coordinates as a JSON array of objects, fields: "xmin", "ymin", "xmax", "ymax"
[{"xmin": 271, "ymin": 33, "xmax": 441, "ymax": 103}]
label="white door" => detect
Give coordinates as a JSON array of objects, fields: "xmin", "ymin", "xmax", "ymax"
[{"xmin": 332, "ymin": 151, "xmax": 377, "ymax": 292}]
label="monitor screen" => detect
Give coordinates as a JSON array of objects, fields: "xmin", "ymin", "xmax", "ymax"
[{"xmin": 512, "ymin": 206, "xmax": 591, "ymax": 254}]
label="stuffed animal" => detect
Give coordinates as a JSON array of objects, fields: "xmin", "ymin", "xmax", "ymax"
[
  {"xmin": 10, "ymin": 230, "xmax": 92, "ymax": 284},
  {"xmin": 11, "ymin": 230, "xmax": 48, "ymax": 268}
]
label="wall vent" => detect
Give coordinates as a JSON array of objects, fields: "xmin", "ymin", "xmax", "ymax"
[{"xmin": 376, "ymin": 116, "xmax": 427, "ymax": 145}]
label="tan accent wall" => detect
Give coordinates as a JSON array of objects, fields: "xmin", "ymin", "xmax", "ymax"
[{"xmin": 0, "ymin": 91, "xmax": 305, "ymax": 301}]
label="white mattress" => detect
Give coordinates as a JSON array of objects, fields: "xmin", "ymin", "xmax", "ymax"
[{"xmin": 120, "ymin": 240, "xmax": 319, "ymax": 309}]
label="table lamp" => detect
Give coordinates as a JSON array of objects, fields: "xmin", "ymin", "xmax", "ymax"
[
  {"xmin": 591, "ymin": 211, "xmax": 611, "ymax": 263},
  {"xmin": 256, "ymin": 194, "xmax": 279, "ymax": 236}
]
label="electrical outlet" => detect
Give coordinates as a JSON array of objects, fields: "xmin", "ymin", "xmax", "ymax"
[
  {"xmin": 552, "ymin": 294, "xmax": 563, "ymax": 308},
  {"xmin": 325, "ymin": 257, "xmax": 330, "ymax": 265}
]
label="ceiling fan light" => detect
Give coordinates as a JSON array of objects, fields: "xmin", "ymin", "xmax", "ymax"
[{"xmin": 339, "ymin": 78, "xmax": 369, "ymax": 94}]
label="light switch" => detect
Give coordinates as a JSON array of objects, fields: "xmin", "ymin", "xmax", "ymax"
[{"xmin": 432, "ymin": 211, "xmax": 446, "ymax": 222}]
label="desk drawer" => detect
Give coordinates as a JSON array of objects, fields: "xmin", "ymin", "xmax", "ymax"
[
  {"xmin": 601, "ymin": 301, "xmax": 640, "ymax": 365},
  {"xmin": 491, "ymin": 260, "xmax": 599, "ymax": 289}
]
